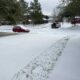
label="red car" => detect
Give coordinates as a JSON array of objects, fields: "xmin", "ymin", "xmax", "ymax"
[
  {"xmin": 71, "ymin": 16, "xmax": 80, "ymax": 24},
  {"xmin": 13, "ymin": 25, "xmax": 30, "ymax": 32}
]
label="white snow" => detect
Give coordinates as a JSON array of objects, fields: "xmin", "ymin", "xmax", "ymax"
[
  {"xmin": 0, "ymin": 22, "xmax": 80, "ymax": 80},
  {"xmin": 48, "ymin": 36, "xmax": 80, "ymax": 80},
  {"xmin": 12, "ymin": 37, "xmax": 69, "ymax": 80}
]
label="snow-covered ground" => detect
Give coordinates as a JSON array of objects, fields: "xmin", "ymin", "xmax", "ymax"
[
  {"xmin": 48, "ymin": 35, "xmax": 80, "ymax": 80},
  {"xmin": 0, "ymin": 22, "xmax": 80, "ymax": 80}
]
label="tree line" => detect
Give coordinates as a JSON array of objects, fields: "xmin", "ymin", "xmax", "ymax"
[
  {"xmin": 56, "ymin": 0, "xmax": 80, "ymax": 21},
  {"xmin": 0, "ymin": 0, "xmax": 47, "ymax": 25}
]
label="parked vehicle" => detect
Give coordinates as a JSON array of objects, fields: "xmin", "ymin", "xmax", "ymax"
[
  {"xmin": 71, "ymin": 16, "xmax": 80, "ymax": 24},
  {"xmin": 51, "ymin": 21, "xmax": 61, "ymax": 28},
  {"xmin": 12, "ymin": 25, "xmax": 30, "ymax": 32}
]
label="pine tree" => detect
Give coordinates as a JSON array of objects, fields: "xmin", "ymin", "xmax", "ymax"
[
  {"xmin": 29, "ymin": 0, "xmax": 43, "ymax": 24},
  {"xmin": 58, "ymin": 0, "xmax": 80, "ymax": 17},
  {"xmin": 0, "ymin": 0, "xmax": 23, "ymax": 24},
  {"xmin": 19, "ymin": 0, "xmax": 29, "ymax": 15}
]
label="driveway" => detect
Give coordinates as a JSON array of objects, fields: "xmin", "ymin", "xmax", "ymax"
[{"xmin": 0, "ymin": 32, "xmax": 17, "ymax": 37}]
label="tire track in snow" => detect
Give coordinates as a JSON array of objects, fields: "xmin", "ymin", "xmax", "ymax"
[{"xmin": 12, "ymin": 37, "xmax": 69, "ymax": 80}]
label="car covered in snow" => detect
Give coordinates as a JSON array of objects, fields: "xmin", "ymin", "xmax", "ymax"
[{"xmin": 12, "ymin": 25, "xmax": 30, "ymax": 33}]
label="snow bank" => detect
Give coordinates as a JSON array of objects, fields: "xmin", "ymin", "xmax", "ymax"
[
  {"xmin": 60, "ymin": 22, "xmax": 72, "ymax": 28},
  {"xmin": 0, "ymin": 25, "xmax": 13, "ymax": 32}
]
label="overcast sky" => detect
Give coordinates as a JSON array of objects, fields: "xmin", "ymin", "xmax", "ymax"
[{"xmin": 25, "ymin": 0, "xmax": 60, "ymax": 15}]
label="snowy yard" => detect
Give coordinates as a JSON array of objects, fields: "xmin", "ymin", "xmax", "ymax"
[{"xmin": 0, "ymin": 23, "xmax": 80, "ymax": 80}]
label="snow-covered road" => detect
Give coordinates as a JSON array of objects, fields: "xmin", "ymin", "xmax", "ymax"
[{"xmin": 0, "ymin": 23, "xmax": 80, "ymax": 80}]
